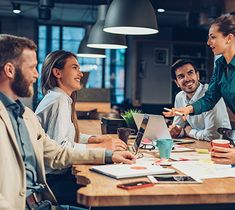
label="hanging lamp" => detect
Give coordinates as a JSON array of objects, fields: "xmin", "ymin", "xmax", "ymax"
[
  {"xmin": 12, "ymin": 3, "xmax": 21, "ymax": 14},
  {"xmin": 87, "ymin": 5, "xmax": 127, "ymax": 49},
  {"xmin": 104, "ymin": 0, "xmax": 158, "ymax": 35},
  {"xmin": 77, "ymin": 25, "xmax": 106, "ymax": 58}
]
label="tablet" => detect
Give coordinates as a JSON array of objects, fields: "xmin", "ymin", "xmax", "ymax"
[{"xmin": 151, "ymin": 175, "xmax": 202, "ymax": 184}]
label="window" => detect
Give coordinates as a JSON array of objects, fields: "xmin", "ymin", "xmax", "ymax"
[
  {"xmin": 37, "ymin": 25, "xmax": 125, "ymax": 107},
  {"xmin": 105, "ymin": 49, "xmax": 126, "ymax": 104}
]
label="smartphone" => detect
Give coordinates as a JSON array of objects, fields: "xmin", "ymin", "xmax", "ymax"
[
  {"xmin": 152, "ymin": 175, "xmax": 202, "ymax": 184},
  {"xmin": 117, "ymin": 181, "xmax": 154, "ymax": 190}
]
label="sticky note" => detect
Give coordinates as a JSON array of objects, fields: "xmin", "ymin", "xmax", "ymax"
[{"xmin": 195, "ymin": 149, "xmax": 209, "ymax": 154}]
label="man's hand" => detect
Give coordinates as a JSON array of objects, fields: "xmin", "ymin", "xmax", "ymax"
[
  {"xmin": 163, "ymin": 105, "xmax": 194, "ymax": 121},
  {"xmin": 169, "ymin": 124, "xmax": 182, "ymax": 138},
  {"xmin": 112, "ymin": 151, "xmax": 136, "ymax": 164},
  {"xmin": 88, "ymin": 135, "xmax": 127, "ymax": 151},
  {"xmin": 184, "ymin": 125, "xmax": 192, "ymax": 137},
  {"xmin": 211, "ymin": 146, "xmax": 235, "ymax": 165}
]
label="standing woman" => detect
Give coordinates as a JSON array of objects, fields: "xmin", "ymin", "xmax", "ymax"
[
  {"xmin": 35, "ymin": 50, "xmax": 127, "ymax": 205},
  {"xmin": 163, "ymin": 14, "xmax": 235, "ymax": 165}
]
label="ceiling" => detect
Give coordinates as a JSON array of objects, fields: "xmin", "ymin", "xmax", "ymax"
[{"xmin": 0, "ymin": 0, "xmax": 225, "ymax": 27}]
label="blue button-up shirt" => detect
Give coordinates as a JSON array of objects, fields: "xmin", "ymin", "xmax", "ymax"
[{"xmin": 0, "ymin": 92, "xmax": 43, "ymax": 196}]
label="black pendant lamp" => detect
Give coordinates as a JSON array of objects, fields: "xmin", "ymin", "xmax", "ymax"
[
  {"xmin": 12, "ymin": 3, "xmax": 21, "ymax": 14},
  {"xmin": 77, "ymin": 25, "xmax": 106, "ymax": 58},
  {"xmin": 104, "ymin": 0, "xmax": 158, "ymax": 35},
  {"xmin": 87, "ymin": 5, "xmax": 127, "ymax": 49}
]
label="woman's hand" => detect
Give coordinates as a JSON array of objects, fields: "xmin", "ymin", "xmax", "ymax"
[
  {"xmin": 211, "ymin": 146, "xmax": 235, "ymax": 165},
  {"xmin": 163, "ymin": 105, "xmax": 194, "ymax": 121},
  {"xmin": 88, "ymin": 135, "xmax": 127, "ymax": 151}
]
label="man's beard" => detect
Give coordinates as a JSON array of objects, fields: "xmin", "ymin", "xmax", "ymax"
[{"xmin": 11, "ymin": 66, "xmax": 33, "ymax": 97}]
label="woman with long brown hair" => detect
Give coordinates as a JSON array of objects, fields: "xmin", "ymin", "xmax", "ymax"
[{"xmin": 35, "ymin": 50, "xmax": 127, "ymax": 205}]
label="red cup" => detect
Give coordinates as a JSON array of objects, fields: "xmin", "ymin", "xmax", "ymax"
[{"xmin": 211, "ymin": 139, "xmax": 230, "ymax": 148}]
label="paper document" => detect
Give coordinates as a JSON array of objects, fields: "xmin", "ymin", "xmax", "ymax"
[
  {"xmin": 170, "ymin": 152, "xmax": 210, "ymax": 161},
  {"xmin": 172, "ymin": 161, "xmax": 235, "ymax": 179},
  {"xmin": 172, "ymin": 145, "xmax": 195, "ymax": 152},
  {"xmin": 90, "ymin": 158, "xmax": 175, "ymax": 179}
]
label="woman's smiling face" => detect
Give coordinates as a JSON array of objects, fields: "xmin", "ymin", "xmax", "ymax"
[
  {"xmin": 207, "ymin": 24, "xmax": 229, "ymax": 56},
  {"xmin": 56, "ymin": 56, "xmax": 83, "ymax": 95}
]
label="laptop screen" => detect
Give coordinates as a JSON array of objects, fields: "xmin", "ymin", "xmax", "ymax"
[
  {"xmin": 133, "ymin": 114, "xmax": 149, "ymax": 154},
  {"xmin": 133, "ymin": 113, "xmax": 171, "ymax": 140}
]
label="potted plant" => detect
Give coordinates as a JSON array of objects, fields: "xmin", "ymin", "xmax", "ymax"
[{"xmin": 121, "ymin": 109, "xmax": 142, "ymax": 134}]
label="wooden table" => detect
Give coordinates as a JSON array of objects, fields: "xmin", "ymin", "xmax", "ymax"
[{"xmin": 74, "ymin": 120, "xmax": 235, "ymax": 209}]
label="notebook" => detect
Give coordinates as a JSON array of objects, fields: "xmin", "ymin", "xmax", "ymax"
[
  {"xmin": 128, "ymin": 113, "xmax": 149, "ymax": 155},
  {"xmin": 90, "ymin": 162, "xmax": 175, "ymax": 179}
]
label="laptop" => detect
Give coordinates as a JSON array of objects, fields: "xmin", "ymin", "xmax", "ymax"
[
  {"xmin": 128, "ymin": 113, "xmax": 149, "ymax": 155},
  {"xmin": 133, "ymin": 113, "xmax": 171, "ymax": 140},
  {"xmin": 133, "ymin": 113, "xmax": 195, "ymax": 144}
]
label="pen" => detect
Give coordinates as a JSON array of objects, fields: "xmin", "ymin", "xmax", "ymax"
[{"xmin": 163, "ymin": 107, "xmax": 184, "ymax": 116}]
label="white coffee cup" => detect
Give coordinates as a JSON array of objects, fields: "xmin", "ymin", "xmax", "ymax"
[{"xmin": 211, "ymin": 139, "xmax": 230, "ymax": 148}]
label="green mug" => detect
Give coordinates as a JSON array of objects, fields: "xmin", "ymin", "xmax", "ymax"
[{"xmin": 155, "ymin": 139, "xmax": 173, "ymax": 159}]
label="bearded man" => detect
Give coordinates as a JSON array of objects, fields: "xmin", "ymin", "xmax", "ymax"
[{"xmin": 0, "ymin": 34, "xmax": 135, "ymax": 210}]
